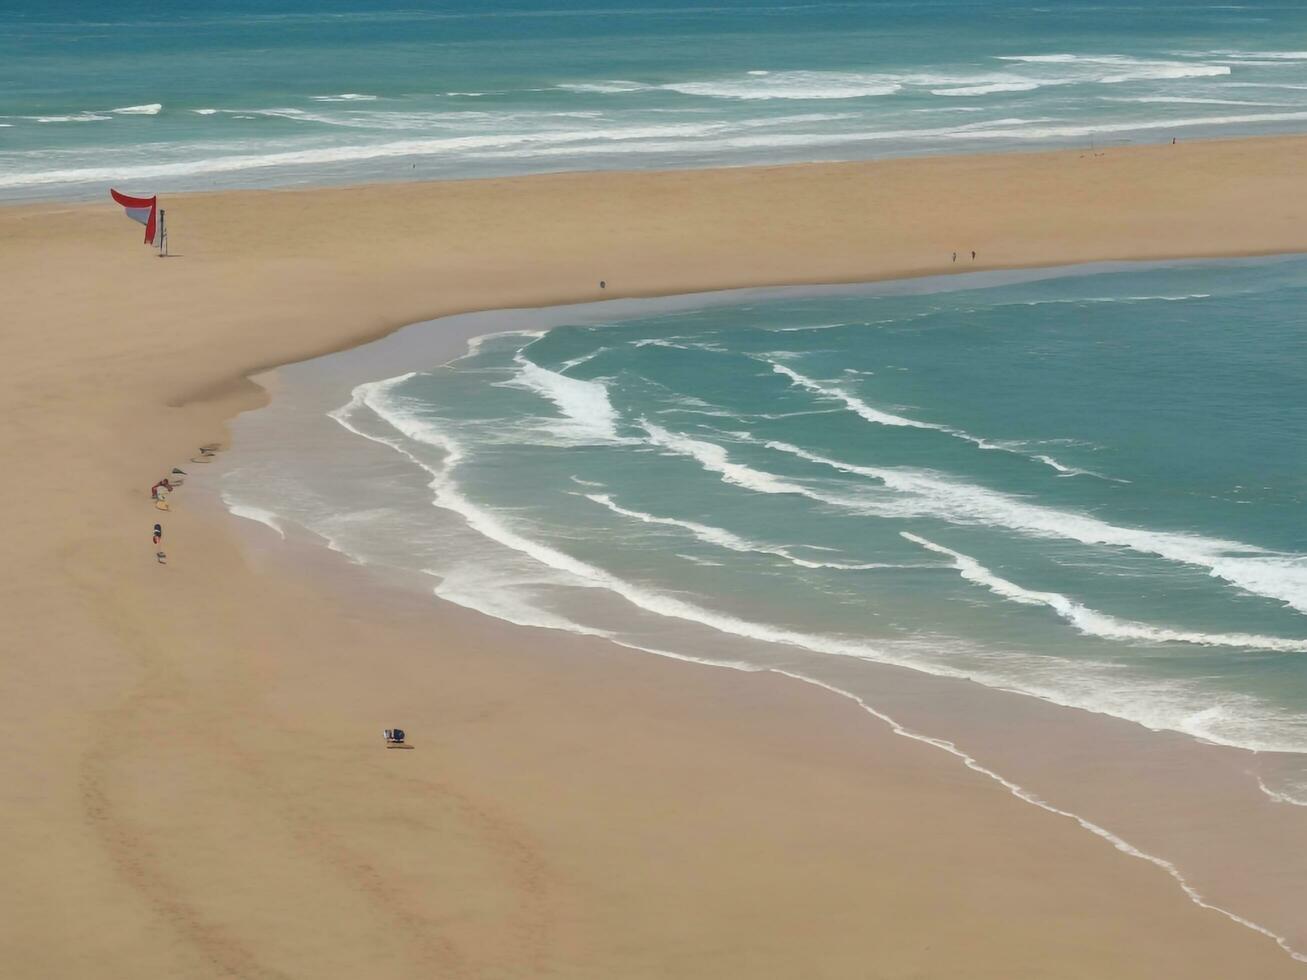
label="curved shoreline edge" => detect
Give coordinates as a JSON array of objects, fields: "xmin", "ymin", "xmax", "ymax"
[
  {"xmin": 226, "ymin": 268, "xmax": 1307, "ymax": 965},
  {"xmin": 8, "ymin": 137, "xmax": 1307, "ymax": 977}
]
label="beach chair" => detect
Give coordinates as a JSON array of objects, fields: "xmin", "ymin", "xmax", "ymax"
[{"xmin": 383, "ymin": 728, "xmax": 406, "ymax": 746}]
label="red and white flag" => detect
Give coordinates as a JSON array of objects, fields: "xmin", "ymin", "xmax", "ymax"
[{"xmin": 109, "ymin": 188, "xmax": 158, "ymax": 245}]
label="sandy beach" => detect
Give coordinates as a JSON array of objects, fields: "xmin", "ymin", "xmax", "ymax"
[{"xmin": 6, "ymin": 136, "xmax": 1307, "ymax": 978}]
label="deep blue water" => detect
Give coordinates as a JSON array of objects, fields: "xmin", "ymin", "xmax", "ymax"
[{"xmin": 8, "ymin": 0, "xmax": 1307, "ymax": 199}]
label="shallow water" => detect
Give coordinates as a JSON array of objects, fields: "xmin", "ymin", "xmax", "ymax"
[
  {"xmin": 278, "ymin": 259, "xmax": 1307, "ymax": 753},
  {"xmin": 10, "ymin": 0, "xmax": 1307, "ymax": 199},
  {"xmin": 220, "ymin": 258, "xmax": 1307, "ymax": 956}
]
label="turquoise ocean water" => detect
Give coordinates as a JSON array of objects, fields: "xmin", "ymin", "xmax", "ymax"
[
  {"xmin": 20, "ymin": 0, "xmax": 1307, "ymax": 950},
  {"xmin": 230, "ymin": 259, "xmax": 1307, "ymax": 760},
  {"xmin": 220, "ymin": 258, "xmax": 1307, "ymax": 953},
  {"xmin": 9, "ymin": 0, "xmax": 1307, "ymax": 199}
]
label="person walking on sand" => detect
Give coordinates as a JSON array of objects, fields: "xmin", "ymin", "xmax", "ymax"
[
  {"xmin": 971, "ymin": 250, "xmax": 976, "ymax": 261},
  {"xmin": 952, "ymin": 251, "xmax": 957, "ymax": 263}
]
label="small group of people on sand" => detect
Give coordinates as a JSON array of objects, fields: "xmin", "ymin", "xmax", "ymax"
[
  {"xmin": 147, "ymin": 446, "xmax": 219, "ymax": 564},
  {"xmin": 951, "ymin": 250, "xmax": 977, "ymax": 263},
  {"xmin": 150, "ymin": 477, "xmax": 179, "ymax": 563}
]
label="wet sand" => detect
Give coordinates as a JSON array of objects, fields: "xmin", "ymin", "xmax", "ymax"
[{"xmin": 5, "ymin": 136, "xmax": 1307, "ymax": 976}]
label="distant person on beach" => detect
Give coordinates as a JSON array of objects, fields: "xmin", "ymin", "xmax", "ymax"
[
  {"xmin": 971, "ymin": 250, "xmax": 976, "ymax": 260},
  {"xmin": 153, "ymin": 523, "xmax": 162, "ymax": 545},
  {"xmin": 151, "ymin": 479, "xmax": 174, "ymax": 499},
  {"xmin": 952, "ymin": 252, "xmax": 956, "ymax": 263},
  {"xmin": 600, "ymin": 280, "xmax": 606, "ymax": 289}
]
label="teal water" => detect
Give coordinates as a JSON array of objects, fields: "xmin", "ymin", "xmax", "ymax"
[
  {"xmin": 9, "ymin": 0, "xmax": 1307, "ymax": 199},
  {"xmin": 217, "ymin": 259, "xmax": 1307, "ymax": 954},
  {"xmin": 229, "ymin": 258, "xmax": 1307, "ymax": 758}
]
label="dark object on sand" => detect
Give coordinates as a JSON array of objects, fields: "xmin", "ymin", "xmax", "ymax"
[
  {"xmin": 172, "ymin": 467, "xmax": 187, "ymax": 475},
  {"xmin": 156, "ymin": 551, "xmax": 167, "ymax": 564},
  {"xmin": 153, "ymin": 523, "xmax": 163, "ymax": 545},
  {"xmin": 383, "ymin": 728, "xmax": 406, "ymax": 746}
]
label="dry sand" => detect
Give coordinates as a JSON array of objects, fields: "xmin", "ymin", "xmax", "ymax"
[{"xmin": 4, "ymin": 136, "xmax": 1307, "ymax": 978}]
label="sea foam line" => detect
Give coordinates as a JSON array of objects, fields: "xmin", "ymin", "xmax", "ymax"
[
  {"xmin": 329, "ymin": 374, "xmax": 1307, "ymax": 754},
  {"xmin": 325, "ymin": 387, "xmax": 1307, "ymax": 959},
  {"xmin": 1256, "ymin": 774, "xmax": 1307, "ymax": 807},
  {"xmin": 584, "ymin": 491, "xmax": 914, "ymax": 571},
  {"xmin": 15, "ymin": 108, "xmax": 1307, "ymax": 190},
  {"xmin": 902, "ymin": 532, "xmax": 1307, "ymax": 653},
  {"xmin": 502, "ymin": 353, "xmax": 637, "ymax": 445},
  {"xmin": 768, "ymin": 360, "xmax": 1104, "ymax": 479},
  {"xmin": 326, "ymin": 378, "xmax": 1307, "ymax": 961},
  {"xmin": 758, "ymin": 438, "xmax": 1307, "ymax": 616},
  {"xmin": 770, "ymin": 669, "xmax": 1307, "ymax": 966},
  {"xmin": 221, "ymin": 493, "xmax": 287, "ymax": 539}
]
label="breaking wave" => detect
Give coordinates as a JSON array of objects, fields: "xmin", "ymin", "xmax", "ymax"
[{"xmin": 902, "ymin": 532, "xmax": 1307, "ymax": 653}]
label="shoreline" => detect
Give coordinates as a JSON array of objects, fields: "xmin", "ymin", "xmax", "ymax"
[
  {"xmin": 9, "ymin": 137, "xmax": 1307, "ymax": 976},
  {"xmin": 219, "ymin": 264, "xmax": 1307, "ymax": 964}
]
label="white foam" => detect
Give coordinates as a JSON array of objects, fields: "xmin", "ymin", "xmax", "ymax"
[
  {"xmin": 503, "ymin": 354, "xmax": 634, "ymax": 444},
  {"xmin": 1256, "ymin": 775, "xmax": 1307, "ymax": 807},
  {"xmin": 480, "ymin": 111, "xmax": 1307, "ymax": 162},
  {"xmin": 661, "ymin": 71, "xmax": 902, "ymax": 100},
  {"xmin": 996, "ymin": 53, "xmax": 1233, "ymax": 83},
  {"xmin": 221, "ymin": 494, "xmax": 287, "ymax": 539},
  {"xmin": 557, "ymin": 80, "xmax": 652, "ymax": 94},
  {"xmin": 0, "ymin": 120, "xmax": 738, "ymax": 188},
  {"xmin": 111, "ymin": 103, "xmax": 162, "ymax": 115},
  {"xmin": 761, "ymin": 438, "xmax": 1307, "ymax": 615},
  {"xmin": 449, "ymin": 328, "xmax": 544, "ymax": 365},
  {"xmin": 433, "ymin": 571, "xmax": 615, "ymax": 636},
  {"xmin": 30, "ymin": 112, "xmax": 110, "ymax": 123},
  {"xmin": 998, "ymin": 54, "xmax": 1087, "ymax": 63},
  {"xmin": 642, "ymin": 421, "xmax": 833, "ymax": 501},
  {"xmin": 310, "ymin": 93, "xmax": 378, "ymax": 102},
  {"xmin": 1211, "ymin": 50, "xmax": 1307, "ymax": 60},
  {"xmin": 1030, "ymin": 453, "xmax": 1121, "ymax": 482},
  {"xmin": 1222, "ymin": 82, "xmax": 1307, "ymax": 90},
  {"xmin": 313, "ymin": 373, "xmax": 1307, "ymax": 962},
  {"xmin": 676, "ymin": 553, "xmax": 725, "ymax": 566},
  {"xmin": 773, "ymin": 670, "xmax": 1307, "ymax": 966},
  {"xmin": 584, "ymin": 492, "xmax": 906, "ymax": 572},
  {"xmin": 557, "ymin": 348, "xmax": 607, "ymax": 372},
  {"xmin": 902, "ymin": 532, "xmax": 1307, "ymax": 653},
  {"xmin": 1102, "ymin": 96, "xmax": 1289, "ymax": 107},
  {"xmin": 771, "ymin": 361, "xmax": 954, "ymax": 433},
  {"xmin": 15, "ymin": 105, "xmax": 1307, "ymax": 191},
  {"xmin": 768, "ymin": 360, "xmax": 1096, "ymax": 477},
  {"xmin": 1099, "ymin": 64, "xmax": 1230, "ymax": 83},
  {"xmin": 930, "ymin": 80, "xmax": 1043, "ymax": 97},
  {"xmin": 325, "ymin": 383, "xmax": 1307, "ymax": 759},
  {"xmin": 1014, "ymin": 293, "xmax": 1211, "ymax": 306},
  {"xmin": 769, "ymin": 321, "xmax": 851, "ymax": 333},
  {"xmin": 632, "ymin": 338, "xmax": 693, "ymax": 349}
]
